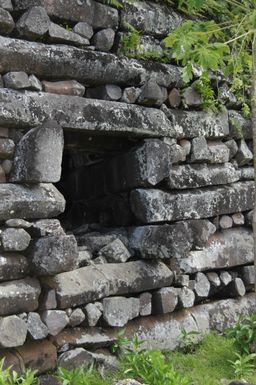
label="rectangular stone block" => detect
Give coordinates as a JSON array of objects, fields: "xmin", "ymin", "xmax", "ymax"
[
  {"xmin": 0, "ymin": 183, "xmax": 65, "ymax": 220},
  {"xmin": 0, "ymin": 253, "xmax": 29, "ymax": 281},
  {"xmin": 42, "ymin": 260, "xmax": 173, "ymax": 309},
  {"xmin": 170, "ymin": 228, "xmax": 253, "ymax": 274},
  {"xmin": 0, "ymin": 277, "xmax": 41, "ymax": 316},
  {"xmin": 130, "ymin": 181, "xmax": 254, "ymax": 223}
]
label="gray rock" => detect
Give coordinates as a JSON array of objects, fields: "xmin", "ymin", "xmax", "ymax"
[
  {"xmin": 139, "ymin": 292, "xmax": 152, "ymax": 316},
  {"xmin": 152, "ymin": 287, "xmax": 178, "ymax": 314},
  {"xmin": 0, "ymin": 138, "xmax": 15, "ymax": 159},
  {"xmin": 3, "ymin": 71, "xmax": 30, "ymax": 90},
  {"xmin": 167, "ymin": 109, "xmax": 229, "ymax": 139},
  {"xmin": 84, "ymin": 303, "xmax": 102, "ymax": 327},
  {"xmin": 168, "ymin": 88, "xmax": 181, "ymax": 108},
  {"xmin": 93, "ymin": 256, "xmax": 107, "ymax": 264},
  {"xmin": 229, "ymin": 110, "xmax": 252, "ymax": 139},
  {"xmin": 5, "ymin": 218, "xmax": 31, "ymax": 229},
  {"xmin": 183, "ymin": 86, "xmax": 202, "ymax": 107},
  {"xmin": 69, "ymin": 309, "xmax": 85, "ymax": 327},
  {"xmin": 93, "ymin": 2, "xmax": 118, "ymax": 30},
  {"xmin": 78, "ymin": 233, "xmax": 126, "ymax": 255},
  {"xmin": 39, "ymin": 289, "xmax": 57, "ymax": 310},
  {"xmin": 103, "ymin": 297, "xmax": 140, "ymax": 327},
  {"xmin": 28, "ymin": 235, "xmax": 78, "ymax": 276},
  {"xmin": 232, "ymin": 213, "xmax": 244, "ymax": 226},
  {"xmin": 87, "ymin": 84, "xmax": 122, "ymax": 101},
  {"xmin": 220, "ymin": 271, "xmax": 232, "ymax": 286},
  {"xmin": 0, "ymin": 36, "xmax": 182, "ymax": 88},
  {"xmin": 194, "ymin": 272, "xmax": 211, "ymax": 300},
  {"xmin": 42, "ymin": 80, "xmax": 85, "ymax": 96},
  {"xmin": 208, "ymin": 142, "xmax": 230, "ymax": 164},
  {"xmin": 92, "ymin": 28, "xmax": 115, "ymax": 51},
  {"xmin": 1, "ymin": 159, "xmax": 12, "ymax": 174},
  {"xmin": 41, "ymin": 260, "xmax": 173, "ymax": 309},
  {"xmin": 29, "ymin": 219, "xmax": 65, "ymax": 237},
  {"xmin": 121, "ymin": 87, "xmax": 141, "ymax": 104},
  {"xmin": 190, "ymin": 137, "xmax": 209, "ymax": 162},
  {"xmin": 10, "ymin": 120, "xmax": 64, "ymax": 183},
  {"xmin": 120, "ymin": 0, "xmax": 183, "ymax": 36},
  {"xmin": 169, "ymin": 143, "xmax": 186, "ymax": 163},
  {"xmin": 48, "ymin": 23, "xmax": 90, "ymax": 46},
  {"xmin": 16, "ymin": 6, "xmax": 50, "ymax": 39},
  {"xmin": 235, "ymin": 139, "xmax": 253, "ymax": 166},
  {"xmin": 0, "ymin": 277, "xmax": 41, "ymax": 316},
  {"xmin": 178, "ymin": 287, "xmax": 195, "ymax": 308},
  {"xmin": 41, "ymin": 310, "xmax": 69, "ymax": 336},
  {"xmin": 0, "ymin": 8, "xmax": 14, "ymax": 34},
  {"xmin": 218, "ymin": 83, "xmax": 238, "ymax": 107},
  {"xmin": 0, "ymin": 315, "xmax": 27, "ymax": 348},
  {"xmin": 0, "ymin": 253, "xmax": 29, "ymax": 282},
  {"xmin": 1, "ymin": 228, "xmax": 31, "ymax": 251},
  {"xmin": 0, "ymin": 89, "xmax": 174, "ymax": 138},
  {"xmin": 239, "ymin": 265, "xmax": 254, "ymax": 286},
  {"xmin": 219, "ymin": 215, "xmax": 233, "ymax": 229},
  {"xmin": 58, "ymin": 348, "xmax": 94, "ymax": 370},
  {"xmin": 29, "ymin": 74, "xmax": 42, "ymax": 91},
  {"xmin": 130, "ymin": 181, "xmax": 254, "ymax": 223},
  {"xmin": 174, "ymin": 274, "xmax": 189, "ymax": 288},
  {"xmin": 166, "ymin": 163, "xmax": 239, "ymax": 189},
  {"xmin": 207, "ymin": 272, "xmax": 221, "ymax": 288},
  {"xmin": 138, "ymin": 79, "xmax": 167, "ymax": 107},
  {"xmin": 73, "ymin": 22, "xmax": 93, "ymax": 39},
  {"xmin": 98, "ymin": 239, "xmax": 131, "ymax": 263},
  {"xmin": 221, "ymin": 278, "xmax": 246, "ymax": 298},
  {"xmin": 239, "ymin": 167, "xmax": 254, "ymax": 181},
  {"xmin": 225, "ymin": 139, "xmax": 238, "ymax": 159},
  {"xmin": 179, "ymin": 139, "xmax": 191, "ymax": 156},
  {"xmin": 77, "ymin": 249, "xmax": 92, "ymax": 268},
  {"xmin": 27, "ymin": 312, "xmax": 49, "ymax": 340},
  {"xmin": 171, "ymin": 228, "xmax": 253, "ymax": 274},
  {"xmin": 0, "ymin": 0, "xmax": 13, "ymax": 11}
]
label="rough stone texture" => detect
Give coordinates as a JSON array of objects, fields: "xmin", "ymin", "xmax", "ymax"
[
  {"xmin": 73, "ymin": 22, "xmax": 93, "ymax": 39},
  {"xmin": 98, "ymin": 239, "xmax": 131, "ymax": 263},
  {"xmin": 178, "ymin": 287, "xmax": 195, "ymax": 308},
  {"xmin": 92, "ymin": 28, "xmax": 115, "ymax": 52},
  {"xmin": 183, "ymin": 86, "xmax": 202, "ymax": 107},
  {"xmin": 103, "ymin": 297, "xmax": 140, "ymax": 327},
  {"xmin": 130, "ymin": 181, "xmax": 254, "ymax": 223},
  {"xmin": 29, "ymin": 219, "xmax": 65, "ymax": 237},
  {"xmin": 0, "ymin": 183, "xmax": 65, "ymax": 220},
  {"xmin": 166, "ymin": 163, "xmax": 239, "ymax": 189},
  {"xmin": 84, "ymin": 303, "xmax": 102, "ymax": 327},
  {"xmin": 42, "ymin": 261, "xmax": 173, "ymax": 309},
  {"xmin": 152, "ymin": 287, "xmax": 178, "ymax": 314},
  {"xmin": 42, "ymin": 80, "xmax": 85, "ymax": 97},
  {"xmin": 0, "ymin": 277, "xmax": 41, "ymax": 316},
  {"xmin": 0, "ymin": 138, "xmax": 15, "ymax": 159},
  {"xmin": 93, "ymin": 1, "xmax": 118, "ymax": 30},
  {"xmin": 138, "ymin": 79, "xmax": 167, "ymax": 107},
  {"xmin": 220, "ymin": 271, "xmax": 232, "ymax": 286},
  {"xmin": 229, "ymin": 110, "xmax": 252, "ymax": 139},
  {"xmin": 122, "ymin": 87, "xmax": 141, "ymax": 104},
  {"xmin": 48, "ymin": 23, "xmax": 89, "ymax": 46},
  {"xmin": 235, "ymin": 139, "xmax": 253, "ymax": 166},
  {"xmin": 139, "ymin": 292, "xmax": 152, "ymax": 316},
  {"xmin": 0, "ymin": 253, "xmax": 29, "ymax": 282},
  {"xmin": 41, "ymin": 310, "xmax": 69, "ymax": 336},
  {"xmin": 219, "ymin": 215, "xmax": 233, "ymax": 229},
  {"xmin": 39, "ymin": 289, "xmax": 57, "ymax": 311},
  {"xmin": 5, "ymin": 218, "xmax": 31, "ymax": 229},
  {"xmin": 120, "ymin": 0, "xmax": 183, "ymax": 36},
  {"xmin": 0, "ymin": 0, "xmax": 12, "ymax": 10},
  {"xmin": 0, "ymin": 89, "xmax": 175, "ymax": 138},
  {"xmin": 16, "ymin": 340, "xmax": 57, "ymax": 373},
  {"xmin": 87, "ymin": 84, "xmax": 122, "ymax": 101},
  {"xmin": 16, "ymin": 6, "xmax": 50, "ymax": 39},
  {"xmin": 208, "ymin": 142, "xmax": 230, "ymax": 164},
  {"xmin": 232, "ymin": 213, "xmax": 245, "ymax": 225},
  {"xmin": 10, "ymin": 120, "xmax": 64, "ymax": 183},
  {"xmin": 0, "ymin": 37, "xmax": 182, "ymax": 87},
  {"xmin": 28, "ymin": 235, "xmax": 78, "ymax": 276},
  {"xmin": 0, "ymin": 8, "xmax": 14, "ymax": 34},
  {"xmin": 170, "ymin": 228, "xmax": 253, "ymax": 274},
  {"xmin": 29, "ymin": 75, "xmax": 42, "ymax": 91},
  {"xmin": 1, "ymin": 228, "xmax": 31, "ymax": 251},
  {"xmin": 27, "ymin": 312, "xmax": 49, "ymax": 340},
  {"xmin": 58, "ymin": 348, "xmax": 94, "ymax": 370},
  {"xmin": 194, "ymin": 273, "xmax": 211, "ymax": 300},
  {"xmin": 69, "ymin": 309, "xmax": 86, "ymax": 327},
  {"xmin": 166, "ymin": 109, "xmax": 229, "ymax": 139},
  {"xmin": 239, "ymin": 266, "xmax": 254, "ymax": 286},
  {"xmin": 0, "ymin": 315, "xmax": 27, "ymax": 348},
  {"xmin": 225, "ymin": 139, "xmax": 238, "ymax": 159},
  {"xmin": 3, "ymin": 72, "xmax": 30, "ymax": 90},
  {"xmin": 168, "ymin": 88, "xmax": 181, "ymax": 108},
  {"xmin": 190, "ymin": 137, "xmax": 209, "ymax": 162}
]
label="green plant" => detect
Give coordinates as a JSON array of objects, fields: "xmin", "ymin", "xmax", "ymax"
[
  {"xmin": 0, "ymin": 359, "xmax": 37, "ymax": 385},
  {"xmin": 229, "ymin": 353, "xmax": 256, "ymax": 379},
  {"xmin": 120, "ymin": 23, "xmax": 141, "ymax": 57},
  {"xmin": 178, "ymin": 328, "xmax": 202, "ymax": 353},
  {"xmin": 226, "ymin": 315, "xmax": 256, "ymax": 355},
  {"xmin": 56, "ymin": 365, "xmax": 112, "ymax": 385}
]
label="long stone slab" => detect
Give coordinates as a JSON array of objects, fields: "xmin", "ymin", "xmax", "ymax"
[
  {"xmin": 41, "ymin": 261, "xmax": 173, "ymax": 309},
  {"xmin": 166, "ymin": 163, "xmax": 239, "ymax": 189},
  {"xmin": 130, "ymin": 181, "xmax": 254, "ymax": 223},
  {"xmin": 0, "ymin": 183, "xmax": 65, "ymax": 220},
  {"xmin": 0, "ymin": 277, "xmax": 41, "ymax": 316},
  {"xmin": 0, "ymin": 254, "xmax": 29, "ymax": 282},
  {"xmin": 170, "ymin": 228, "xmax": 253, "ymax": 274},
  {"xmin": 0, "ymin": 89, "xmax": 175, "ymax": 137},
  {"xmin": 0, "ymin": 36, "xmax": 182, "ymax": 87},
  {"xmin": 165, "ymin": 108, "xmax": 229, "ymax": 139}
]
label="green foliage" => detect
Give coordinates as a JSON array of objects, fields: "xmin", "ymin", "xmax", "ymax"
[
  {"xmin": 103, "ymin": 0, "xmax": 123, "ymax": 8},
  {"xmin": 120, "ymin": 23, "xmax": 141, "ymax": 57},
  {"xmin": 194, "ymin": 76, "xmax": 220, "ymax": 111},
  {"xmin": 56, "ymin": 365, "xmax": 112, "ymax": 385},
  {"xmin": 178, "ymin": 328, "xmax": 202, "ymax": 353},
  {"xmin": 120, "ymin": 335, "xmax": 191, "ymax": 385},
  {"xmin": 0, "ymin": 359, "xmax": 37, "ymax": 385},
  {"xmin": 229, "ymin": 353, "xmax": 256, "ymax": 379},
  {"xmin": 226, "ymin": 314, "xmax": 256, "ymax": 355}
]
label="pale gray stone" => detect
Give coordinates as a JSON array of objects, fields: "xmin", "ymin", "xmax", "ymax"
[
  {"xmin": 1, "ymin": 228, "xmax": 31, "ymax": 251},
  {"xmin": 220, "ymin": 271, "xmax": 232, "ymax": 286},
  {"xmin": 183, "ymin": 86, "xmax": 202, "ymax": 107},
  {"xmin": 229, "ymin": 110, "xmax": 252, "ymax": 139},
  {"xmin": 225, "ymin": 139, "xmax": 238, "ymax": 159},
  {"xmin": 174, "ymin": 274, "xmax": 189, "ymax": 287},
  {"xmin": 239, "ymin": 167, "xmax": 254, "ymax": 181},
  {"xmin": 93, "ymin": 1, "xmax": 118, "ymax": 30},
  {"xmin": 93, "ymin": 256, "xmax": 107, "ymax": 264},
  {"xmin": 138, "ymin": 79, "xmax": 167, "ymax": 107},
  {"xmin": 84, "ymin": 303, "xmax": 102, "ymax": 327},
  {"xmin": 208, "ymin": 142, "xmax": 230, "ymax": 164},
  {"xmin": 29, "ymin": 74, "xmax": 42, "ymax": 91},
  {"xmin": 0, "ymin": 315, "xmax": 27, "ymax": 348},
  {"xmin": 219, "ymin": 215, "xmax": 233, "ymax": 229},
  {"xmin": 0, "ymin": 0, "xmax": 13, "ymax": 11},
  {"xmin": 3, "ymin": 71, "xmax": 30, "ymax": 89},
  {"xmin": 194, "ymin": 272, "xmax": 210, "ymax": 300},
  {"xmin": 58, "ymin": 348, "xmax": 94, "ymax": 370},
  {"xmin": 206, "ymin": 272, "xmax": 221, "ymax": 288},
  {"xmin": 179, "ymin": 139, "xmax": 191, "ymax": 156},
  {"xmin": 139, "ymin": 292, "xmax": 152, "ymax": 316},
  {"xmin": 121, "ymin": 87, "xmax": 141, "ymax": 104},
  {"xmin": 39, "ymin": 289, "xmax": 57, "ymax": 310},
  {"xmin": 29, "ymin": 219, "xmax": 65, "ymax": 237},
  {"xmin": 10, "ymin": 120, "xmax": 64, "ymax": 183},
  {"xmin": 1, "ymin": 159, "xmax": 12, "ymax": 174},
  {"xmin": 239, "ymin": 266, "xmax": 254, "ymax": 286},
  {"xmin": 152, "ymin": 287, "xmax": 178, "ymax": 314},
  {"xmin": 5, "ymin": 218, "xmax": 31, "ymax": 229},
  {"xmin": 103, "ymin": 297, "xmax": 140, "ymax": 327},
  {"xmin": 77, "ymin": 249, "xmax": 92, "ymax": 267},
  {"xmin": 48, "ymin": 23, "xmax": 90, "ymax": 46},
  {"xmin": 0, "ymin": 7, "xmax": 14, "ymax": 34},
  {"xmin": 98, "ymin": 239, "xmax": 131, "ymax": 263},
  {"xmin": 27, "ymin": 312, "xmax": 49, "ymax": 340},
  {"xmin": 178, "ymin": 287, "xmax": 195, "ymax": 308},
  {"xmin": 16, "ymin": 6, "xmax": 50, "ymax": 39},
  {"xmin": 41, "ymin": 310, "xmax": 69, "ymax": 336},
  {"xmin": 235, "ymin": 139, "xmax": 253, "ymax": 166},
  {"xmin": 73, "ymin": 22, "xmax": 93, "ymax": 39},
  {"xmin": 232, "ymin": 213, "xmax": 244, "ymax": 225},
  {"xmin": 69, "ymin": 309, "xmax": 85, "ymax": 327},
  {"xmin": 190, "ymin": 137, "xmax": 209, "ymax": 162},
  {"xmin": 42, "ymin": 80, "xmax": 85, "ymax": 96},
  {"xmin": 92, "ymin": 28, "xmax": 115, "ymax": 51}
]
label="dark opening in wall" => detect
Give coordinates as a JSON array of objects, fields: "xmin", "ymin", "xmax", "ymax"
[{"xmin": 56, "ymin": 131, "xmax": 138, "ymax": 232}]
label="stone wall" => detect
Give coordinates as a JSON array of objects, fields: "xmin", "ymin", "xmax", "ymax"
[{"xmin": 0, "ymin": 0, "xmax": 255, "ymax": 373}]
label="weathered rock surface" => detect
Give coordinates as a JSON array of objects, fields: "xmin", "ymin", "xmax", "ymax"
[
  {"xmin": 130, "ymin": 181, "xmax": 254, "ymax": 223},
  {"xmin": 1, "ymin": 228, "xmax": 31, "ymax": 251},
  {"xmin": 16, "ymin": 6, "xmax": 50, "ymax": 39},
  {"xmin": 0, "ymin": 315, "xmax": 27, "ymax": 348},
  {"xmin": 98, "ymin": 239, "xmax": 131, "ymax": 263},
  {"xmin": 0, "ymin": 89, "xmax": 175, "ymax": 138},
  {"xmin": 69, "ymin": 309, "xmax": 85, "ymax": 327},
  {"xmin": 152, "ymin": 287, "xmax": 178, "ymax": 314},
  {"xmin": 0, "ymin": 7, "xmax": 14, "ymax": 34},
  {"xmin": 166, "ymin": 163, "xmax": 239, "ymax": 189},
  {"xmin": 87, "ymin": 84, "xmax": 122, "ymax": 101},
  {"xmin": 0, "ymin": 277, "xmax": 41, "ymax": 316},
  {"xmin": 229, "ymin": 110, "xmax": 252, "ymax": 139},
  {"xmin": 28, "ymin": 234, "xmax": 78, "ymax": 276},
  {"xmin": 0, "ymin": 254, "xmax": 29, "ymax": 281},
  {"xmin": 10, "ymin": 120, "xmax": 64, "ymax": 183},
  {"xmin": 3, "ymin": 72, "xmax": 30, "ymax": 90},
  {"xmin": 29, "ymin": 219, "xmax": 65, "ymax": 237},
  {"xmin": 0, "ymin": 183, "xmax": 65, "ymax": 220},
  {"xmin": 42, "ymin": 261, "xmax": 173, "ymax": 308},
  {"xmin": 103, "ymin": 297, "xmax": 140, "ymax": 327},
  {"xmin": 0, "ymin": 0, "xmax": 13, "ymax": 11},
  {"xmin": 42, "ymin": 80, "xmax": 85, "ymax": 97},
  {"xmin": 0, "ymin": 138, "xmax": 15, "ymax": 159},
  {"xmin": 139, "ymin": 292, "xmax": 152, "ymax": 316},
  {"xmin": 73, "ymin": 22, "xmax": 93, "ymax": 39},
  {"xmin": 84, "ymin": 303, "xmax": 102, "ymax": 327},
  {"xmin": 48, "ymin": 23, "xmax": 90, "ymax": 46},
  {"xmin": 0, "ymin": 36, "xmax": 182, "ymax": 87},
  {"xmin": 170, "ymin": 228, "xmax": 253, "ymax": 274},
  {"xmin": 27, "ymin": 312, "xmax": 49, "ymax": 340},
  {"xmin": 58, "ymin": 348, "xmax": 94, "ymax": 370},
  {"xmin": 138, "ymin": 79, "xmax": 167, "ymax": 107},
  {"xmin": 92, "ymin": 28, "xmax": 115, "ymax": 52},
  {"xmin": 41, "ymin": 310, "xmax": 69, "ymax": 336}
]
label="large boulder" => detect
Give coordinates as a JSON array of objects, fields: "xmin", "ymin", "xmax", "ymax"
[{"xmin": 0, "ymin": 315, "xmax": 27, "ymax": 348}]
